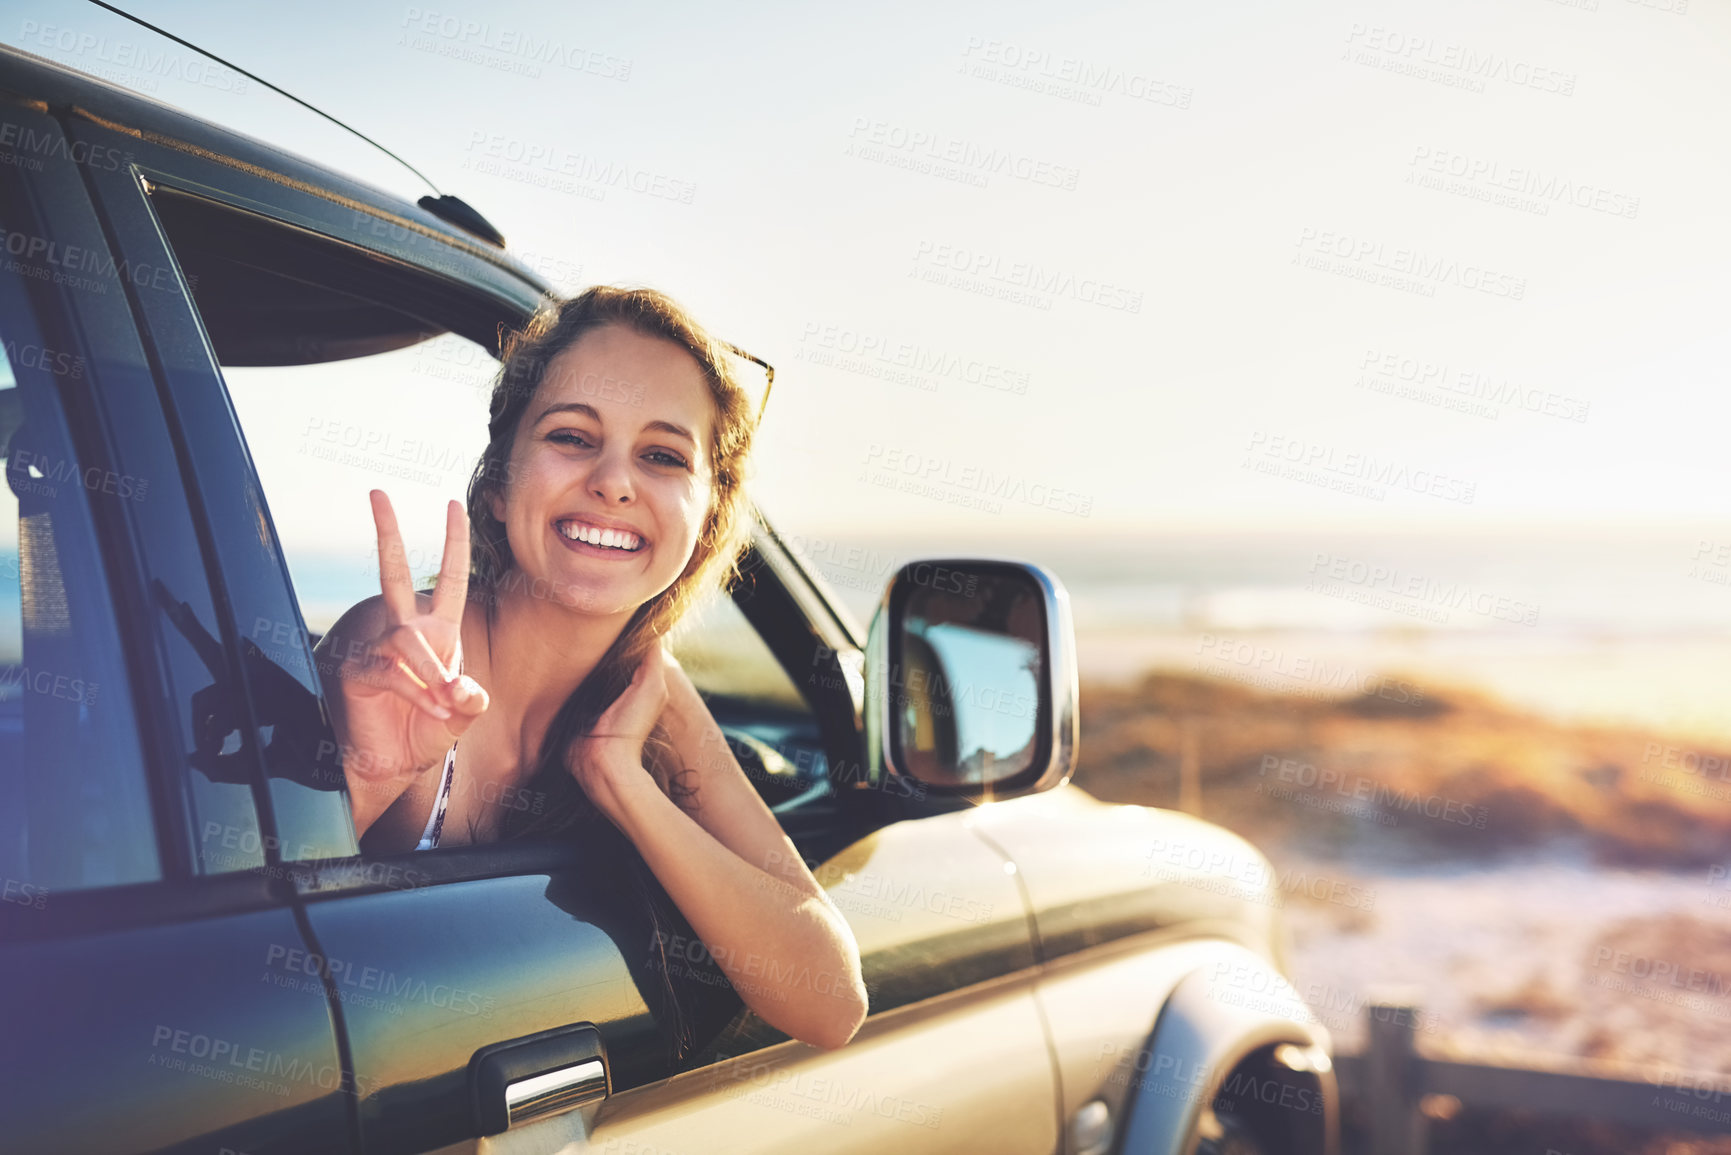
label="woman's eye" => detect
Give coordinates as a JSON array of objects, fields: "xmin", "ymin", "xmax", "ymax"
[{"xmin": 547, "ymin": 430, "xmax": 685, "ymax": 468}]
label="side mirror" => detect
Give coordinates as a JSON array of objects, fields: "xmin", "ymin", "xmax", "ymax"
[{"xmin": 864, "ymin": 560, "xmax": 1079, "ymax": 800}]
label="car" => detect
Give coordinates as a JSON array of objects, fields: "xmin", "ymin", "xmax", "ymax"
[{"xmin": 0, "ymin": 40, "xmax": 1337, "ymax": 1155}]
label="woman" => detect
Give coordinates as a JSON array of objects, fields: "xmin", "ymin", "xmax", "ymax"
[{"xmin": 312, "ymin": 286, "xmax": 866, "ymax": 1056}]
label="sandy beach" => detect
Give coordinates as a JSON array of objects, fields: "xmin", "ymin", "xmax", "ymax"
[{"xmin": 1070, "ymin": 649, "xmax": 1731, "ymax": 1091}]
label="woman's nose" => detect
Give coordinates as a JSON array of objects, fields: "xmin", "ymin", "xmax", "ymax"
[{"xmin": 587, "ymin": 448, "xmax": 634, "ymax": 504}]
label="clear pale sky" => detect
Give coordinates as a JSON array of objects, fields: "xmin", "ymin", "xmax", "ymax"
[{"xmin": 8, "ymin": 0, "xmax": 1730, "ymax": 548}]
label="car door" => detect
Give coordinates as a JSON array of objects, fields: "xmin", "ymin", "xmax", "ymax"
[
  {"xmin": 61, "ymin": 87, "xmax": 1061, "ymax": 1155},
  {"xmin": 0, "ymin": 93, "xmax": 351, "ymax": 1154}
]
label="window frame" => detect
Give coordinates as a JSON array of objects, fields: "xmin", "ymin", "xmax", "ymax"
[
  {"xmin": 58, "ymin": 112, "xmax": 884, "ymax": 897},
  {"xmin": 0, "ymin": 101, "xmax": 294, "ymax": 940}
]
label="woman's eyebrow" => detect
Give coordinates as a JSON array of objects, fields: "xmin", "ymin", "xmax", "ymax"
[{"xmin": 531, "ymin": 401, "xmax": 697, "ymax": 445}]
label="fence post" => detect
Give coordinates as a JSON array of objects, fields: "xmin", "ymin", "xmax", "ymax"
[
  {"xmin": 1178, "ymin": 717, "xmax": 1201, "ymax": 816},
  {"xmin": 1364, "ymin": 993, "xmax": 1425, "ymax": 1155}
]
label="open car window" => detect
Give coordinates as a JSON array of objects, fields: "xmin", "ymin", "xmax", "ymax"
[
  {"xmin": 143, "ymin": 192, "xmax": 830, "ymax": 849},
  {"xmin": 671, "ymin": 588, "xmax": 832, "ymax": 810}
]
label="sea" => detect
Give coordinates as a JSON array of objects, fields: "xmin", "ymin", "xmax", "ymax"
[
  {"xmin": 795, "ymin": 526, "xmax": 1731, "ymax": 745},
  {"xmin": 9, "ymin": 524, "xmax": 1731, "ymax": 741}
]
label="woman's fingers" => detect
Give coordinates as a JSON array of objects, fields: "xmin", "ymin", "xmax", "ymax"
[
  {"xmin": 430, "ymin": 499, "xmax": 471, "ymax": 623},
  {"xmin": 380, "ymin": 623, "xmax": 454, "ymax": 693},
  {"xmin": 370, "ymin": 490, "xmax": 418, "ymax": 624},
  {"xmin": 441, "ymin": 675, "xmax": 490, "ymax": 738},
  {"xmin": 357, "ymin": 659, "xmax": 453, "ymax": 721},
  {"xmin": 597, "ymin": 652, "xmax": 668, "ymax": 738}
]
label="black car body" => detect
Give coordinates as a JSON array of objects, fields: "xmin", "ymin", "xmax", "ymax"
[{"xmin": 0, "ymin": 42, "xmax": 1336, "ymax": 1155}]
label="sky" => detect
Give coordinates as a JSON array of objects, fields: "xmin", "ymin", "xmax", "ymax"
[{"xmin": 5, "ymin": 0, "xmax": 1731, "ymax": 550}]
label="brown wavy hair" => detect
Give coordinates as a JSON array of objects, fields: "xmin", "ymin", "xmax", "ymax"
[{"xmin": 463, "ymin": 285, "xmax": 759, "ymax": 1064}]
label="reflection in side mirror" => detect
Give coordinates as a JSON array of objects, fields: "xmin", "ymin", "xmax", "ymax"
[{"xmin": 865, "ymin": 560, "xmax": 1079, "ymax": 799}]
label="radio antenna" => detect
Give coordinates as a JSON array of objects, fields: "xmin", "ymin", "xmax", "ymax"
[{"xmin": 82, "ymin": 0, "xmax": 443, "ymax": 195}]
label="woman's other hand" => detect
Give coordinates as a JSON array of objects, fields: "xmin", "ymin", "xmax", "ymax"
[
  {"xmin": 316, "ymin": 491, "xmax": 490, "ymax": 838},
  {"xmin": 568, "ymin": 637, "xmax": 675, "ymax": 818}
]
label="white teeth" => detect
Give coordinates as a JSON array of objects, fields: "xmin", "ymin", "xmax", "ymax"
[{"xmin": 560, "ymin": 521, "xmax": 642, "ymax": 551}]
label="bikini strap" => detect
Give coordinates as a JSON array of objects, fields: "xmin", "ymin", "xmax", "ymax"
[{"xmin": 422, "ymin": 742, "xmax": 457, "ymax": 849}]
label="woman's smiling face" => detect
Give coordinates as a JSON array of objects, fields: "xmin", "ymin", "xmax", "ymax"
[{"xmin": 492, "ymin": 323, "xmax": 715, "ymax": 614}]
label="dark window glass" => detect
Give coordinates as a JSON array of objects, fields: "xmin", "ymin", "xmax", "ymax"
[{"xmin": 0, "ymin": 327, "xmax": 158, "ymax": 892}]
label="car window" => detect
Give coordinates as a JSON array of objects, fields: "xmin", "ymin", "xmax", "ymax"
[
  {"xmin": 671, "ymin": 588, "xmax": 807, "ymax": 714},
  {"xmin": 218, "ymin": 333, "xmax": 494, "ymax": 637},
  {"xmin": 0, "ymin": 326, "xmax": 158, "ymax": 893},
  {"xmin": 214, "ymin": 327, "xmax": 826, "ymax": 829},
  {"xmin": 137, "ymin": 189, "xmax": 830, "ymax": 855}
]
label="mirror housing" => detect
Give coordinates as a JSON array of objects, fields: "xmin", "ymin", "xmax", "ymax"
[{"xmin": 864, "ymin": 559, "xmax": 1079, "ymax": 801}]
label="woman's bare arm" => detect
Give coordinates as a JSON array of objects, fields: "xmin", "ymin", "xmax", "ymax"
[
  {"xmin": 577, "ymin": 656, "xmax": 867, "ymax": 1050},
  {"xmin": 595, "ymin": 758, "xmax": 868, "ymax": 1050},
  {"xmin": 653, "ymin": 663, "xmax": 841, "ymax": 905}
]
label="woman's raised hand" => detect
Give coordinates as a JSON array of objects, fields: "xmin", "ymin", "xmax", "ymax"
[{"xmin": 320, "ymin": 491, "xmax": 490, "ymax": 833}]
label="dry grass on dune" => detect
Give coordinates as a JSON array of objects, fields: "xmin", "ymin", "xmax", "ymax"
[
  {"xmin": 1071, "ymin": 671, "xmax": 1731, "ymax": 869},
  {"xmin": 1373, "ymin": 1109, "xmax": 1731, "ymax": 1155},
  {"xmin": 1073, "ymin": 672, "xmax": 1731, "ymax": 1155}
]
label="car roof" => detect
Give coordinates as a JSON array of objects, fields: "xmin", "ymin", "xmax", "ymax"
[{"xmin": 0, "ymin": 40, "xmax": 554, "ymax": 311}]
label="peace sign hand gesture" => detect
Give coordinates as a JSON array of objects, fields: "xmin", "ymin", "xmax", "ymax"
[{"xmin": 316, "ymin": 490, "xmax": 490, "ymax": 839}]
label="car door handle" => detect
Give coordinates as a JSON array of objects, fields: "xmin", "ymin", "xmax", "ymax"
[{"xmin": 468, "ymin": 1022, "xmax": 610, "ymax": 1136}]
